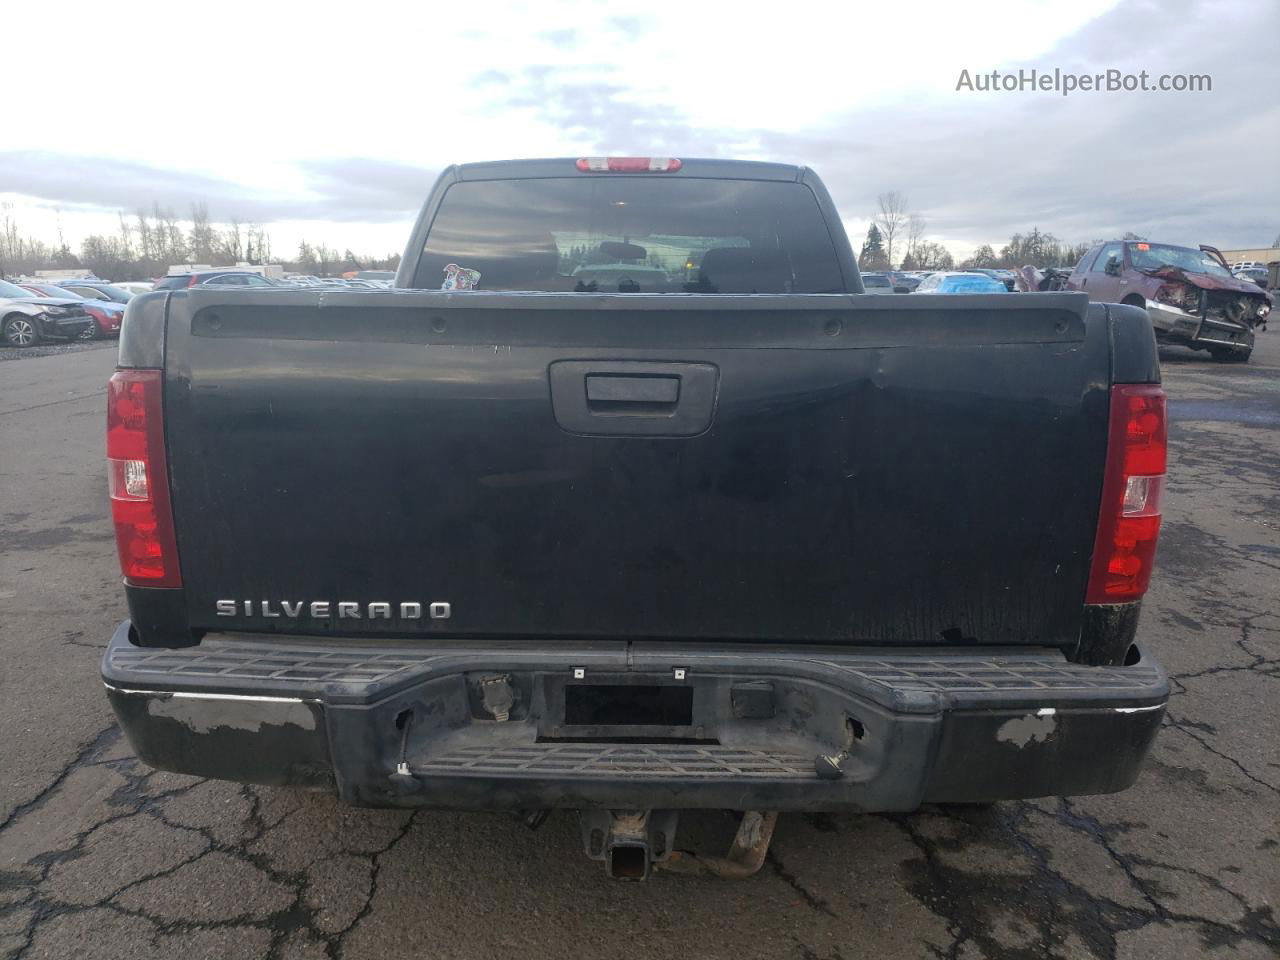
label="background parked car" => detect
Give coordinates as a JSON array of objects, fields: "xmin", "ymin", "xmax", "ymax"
[
  {"xmin": 887, "ymin": 271, "xmax": 921, "ymax": 293},
  {"xmin": 966, "ymin": 268, "xmax": 1017, "ymax": 290},
  {"xmin": 56, "ymin": 280, "xmax": 135, "ymax": 303},
  {"xmin": 913, "ymin": 272, "xmax": 1009, "ymax": 294},
  {"xmin": 1233, "ymin": 266, "xmax": 1268, "ymax": 288},
  {"xmin": 0, "ymin": 278, "xmax": 95, "ymax": 346},
  {"xmin": 1067, "ymin": 240, "xmax": 1271, "ymax": 362},
  {"xmin": 111, "ymin": 281, "xmax": 155, "ymax": 296},
  {"xmin": 153, "ymin": 270, "xmax": 283, "ymax": 290},
  {"xmin": 992, "ymin": 268, "xmax": 1018, "ymax": 290},
  {"xmin": 19, "ymin": 282, "xmax": 124, "ymax": 339}
]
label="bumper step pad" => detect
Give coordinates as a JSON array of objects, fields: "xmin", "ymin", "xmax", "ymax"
[{"xmin": 415, "ymin": 743, "xmax": 814, "ymax": 779}]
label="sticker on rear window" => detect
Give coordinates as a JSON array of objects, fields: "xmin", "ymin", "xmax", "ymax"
[{"xmin": 442, "ymin": 264, "xmax": 481, "ymax": 291}]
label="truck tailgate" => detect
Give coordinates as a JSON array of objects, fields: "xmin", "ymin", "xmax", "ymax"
[{"xmin": 161, "ymin": 289, "xmax": 1108, "ymax": 648}]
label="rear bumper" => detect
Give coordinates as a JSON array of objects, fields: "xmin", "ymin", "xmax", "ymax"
[{"xmin": 102, "ymin": 623, "xmax": 1168, "ymax": 812}]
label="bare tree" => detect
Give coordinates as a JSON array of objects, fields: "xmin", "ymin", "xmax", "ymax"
[
  {"xmin": 917, "ymin": 242, "xmax": 954, "ymax": 270},
  {"xmin": 315, "ymin": 243, "xmax": 337, "ymax": 277},
  {"xmin": 81, "ymin": 235, "xmax": 132, "ymax": 280},
  {"xmin": 296, "ymin": 241, "xmax": 319, "ymax": 274},
  {"xmin": 189, "ymin": 203, "xmax": 217, "ymax": 263},
  {"xmin": 152, "ymin": 204, "xmax": 187, "ymax": 266},
  {"xmin": 246, "ymin": 224, "xmax": 271, "ymax": 264},
  {"xmin": 2, "ymin": 205, "xmax": 390, "ymax": 280},
  {"xmin": 875, "ymin": 192, "xmax": 909, "ymax": 269},
  {"xmin": 903, "ymin": 213, "xmax": 927, "ymax": 268},
  {"xmin": 0, "ymin": 202, "xmax": 53, "ymax": 276},
  {"xmin": 963, "ymin": 244, "xmax": 998, "ymax": 269},
  {"xmin": 117, "ymin": 213, "xmax": 135, "ymax": 263},
  {"xmin": 216, "ymin": 218, "xmax": 243, "ymax": 264}
]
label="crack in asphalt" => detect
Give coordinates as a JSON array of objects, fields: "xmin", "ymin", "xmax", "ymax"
[
  {"xmin": 1161, "ymin": 718, "xmax": 1280, "ymax": 797},
  {"xmin": 330, "ymin": 809, "xmax": 421, "ymax": 959},
  {"xmin": 0, "ymin": 725, "xmax": 120, "ymax": 837},
  {"xmin": 1168, "ymin": 619, "xmax": 1280, "ymax": 682},
  {"xmin": 1, "ymin": 738, "xmax": 213, "ymax": 959},
  {"xmin": 1156, "ymin": 614, "xmax": 1280, "ymax": 799},
  {"xmin": 1045, "ymin": 801, "xmax": 1279, "ymax": 951},
  {"xmin": 0, "ymin": 392, "xmax": 101, "ymax": 418},
  {"xmin": 884, "ymin": 798, "xmax": 1280, "ymax": 960},
  {"xmin": 792, "ymin": 938, "xmax": 851, "ymax": 960},
  {"xmin": 765, "ymin": 848, "xmax": 837, "ymax": 919},
  {"xmin": 1, "ymin": 747, "xmax": 420, "ymax": 960}
]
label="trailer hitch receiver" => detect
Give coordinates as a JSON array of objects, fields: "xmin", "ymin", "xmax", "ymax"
[{"xmin": 580, "ymin": 809, "xmax": 679, "ymax": 880}]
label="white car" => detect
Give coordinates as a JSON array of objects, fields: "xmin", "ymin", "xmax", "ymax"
[
  {"xmin": 111, "ymin": 281, "xmax": 155, "ymax": 296},
  {"xmin": 1233, "ymin": 267, "xmax": 1269, "ymax": 287}
]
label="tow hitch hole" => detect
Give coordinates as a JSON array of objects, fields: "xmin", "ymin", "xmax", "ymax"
[
  {"xmin": 848, "ymin": 716, "xmax": 866, "ymax": 741},
  {"xmin": 609, "ymin": 845, "xmax": 648, "ymax": 880},
  {"xmin": 394, "ymin": 709, "xmax": 413, "ymax": 730},
  {"xmin": 1124, "ymin": 644, "xmax": 1141, "ymax": 666}
]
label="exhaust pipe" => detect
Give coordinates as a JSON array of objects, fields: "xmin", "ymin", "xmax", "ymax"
[{"xmin": 658, "ymin": 811, "xmax": 778, "ymax": 879}]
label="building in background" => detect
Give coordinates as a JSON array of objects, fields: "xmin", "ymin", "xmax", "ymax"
[{"xmin": 1218, "ymin": 247, "xmax": 1280, "ymax": 267}]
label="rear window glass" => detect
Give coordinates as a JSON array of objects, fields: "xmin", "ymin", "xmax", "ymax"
[
  {"xmin": 154, "ymin": 276, "xmax": 188, "ymax": 290},
  {"xmin": 413, "ymin": 178, "xmax": 845, "ymax": 294}
]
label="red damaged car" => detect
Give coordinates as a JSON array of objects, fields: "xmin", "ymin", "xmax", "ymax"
[
  {"xmin": 1068, "ymin": 241, "xmax": 1271, "ymax": 362},
  {"xmin": 19, "ymin": 282, "xmax": 125, "ymax": 340}
]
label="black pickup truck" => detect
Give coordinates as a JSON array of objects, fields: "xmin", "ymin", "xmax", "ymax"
[{"xmin": 102, "ymin": 157, "xmax": 1169, "ymax": 879}]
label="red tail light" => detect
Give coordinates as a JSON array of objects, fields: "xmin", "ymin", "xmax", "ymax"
[
  {"xmin": 1086, "ymin": 384, "xmax": 1167, "ymax": 603},
  {"xmin": 576, "ymin": 157, "xmax": 682, "ymax": 173},
  {"xmin": 107, "ymin": 370, "xmax": 182, "ymax": 587},
  {"xmin": 187, "ymin": 275, "xmax": 199, "ymax": 287}
]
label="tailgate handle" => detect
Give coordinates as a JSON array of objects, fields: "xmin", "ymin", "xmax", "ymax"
[
  {"xmin": 550, "ymin": 360, "xmax": 718, "ymax": 437},
  {"xmin": 586, "ymin": 374, "xmax": 680, "ymax": 409}
]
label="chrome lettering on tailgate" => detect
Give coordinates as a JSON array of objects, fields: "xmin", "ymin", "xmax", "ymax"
[{"xmin": 215, "ymin": 600, "xmax": 451, "ymax": 620}]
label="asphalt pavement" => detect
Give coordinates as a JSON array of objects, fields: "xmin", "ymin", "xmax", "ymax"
[{"xmin": 0, "ymin": 334, "xmax": 1276, "ymax": 960}]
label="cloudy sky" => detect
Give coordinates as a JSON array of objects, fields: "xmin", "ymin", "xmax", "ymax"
[{"xmin": 1, "ymin": 0, "xmax": 1276, "ymax": 262}]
